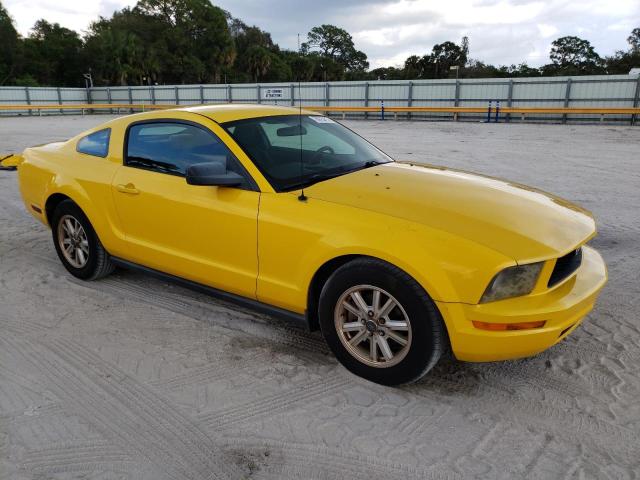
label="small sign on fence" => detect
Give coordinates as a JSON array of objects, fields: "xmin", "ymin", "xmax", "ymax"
[{"xmin": 263, "ymin": 88, "xmax": 284, "ymax": 100}]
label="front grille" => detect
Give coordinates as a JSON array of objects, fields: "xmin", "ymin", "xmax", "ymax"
[{"xmin": 548, "ymin": 247, "xmax": 583, "ymax": 288}]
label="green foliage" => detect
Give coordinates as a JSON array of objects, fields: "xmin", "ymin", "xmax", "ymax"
[
  {"xmin": 547, "ymin": 35, "xmax": 604, "ymax": 75},
  {"xmin": 133, "ymin": 0, "xmax": 234, "ymax": 83},
  {"xmin": 22, "ymin": 20, "xmax": 85, "ymax": 86},
  {"xmin": 0, "ymin": 1, "xmax": 19, "ymax": 85},
  {"xmin": 301, "ymin": 24, "xmax": 369, "ymax": 79},
  {"xmin": 85, "ymin": 9, "xmax": 163, "ymax": 86},
  {"xmin": 607, "ymin": 27, "xmax": 640, "ymax": 74},
  {"xmin": 0, "ymin": 0, "xmax": 637, "ymax": 86},
  {"xmin": 605, "ymin": 49, "xmax": 640, "ymax": 75},
  {"xmin": 463, "ymin": 61, "xmax": 542, "ymax": 79},
  {"xmin": 369, "ymin": 66, "xmax": 405, "ymax": 80},
  {"xmin": 400, "ymin": 40, "xmax": 467, "ymax": 79},
  {"xmin": 227, "ymin": 19, "xmax": 291, "ymax": 82},
  {"xmin": 627, "ymin": 28, "xmax": 639, "ymax": 53},
  {"xmin": 11, "ymin": 74, "xmax": 39, "ymax": 86}
]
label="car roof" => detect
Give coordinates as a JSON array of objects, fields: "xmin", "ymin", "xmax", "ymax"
[{"xmin": 178, "ymin": 104, "xmax": 316, "ymax": 123}]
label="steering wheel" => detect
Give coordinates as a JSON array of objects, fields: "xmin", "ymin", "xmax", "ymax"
[{"xmin": 309, "ymin": 145, "xmax": 335, "ymax": 165}]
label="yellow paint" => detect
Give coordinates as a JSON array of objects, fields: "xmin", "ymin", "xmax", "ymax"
[
  {"xmin": 11, "ymin": 104, "xmax": 607, "ymax": 362},
  {"xmin": 0, "ymin": 153, "xmax": 23, "ymax": 167}
]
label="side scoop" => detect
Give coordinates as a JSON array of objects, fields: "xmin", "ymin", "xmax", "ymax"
[{"xmin": 0, "ymin": 154, "xmax": 23, "ymax": 171}]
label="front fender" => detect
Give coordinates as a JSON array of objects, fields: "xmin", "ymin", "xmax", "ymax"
[
  {"xmin": 299, "ymin": 218, "xmax": 513, "ymax": 307},
  {"xmin": 257, "ymin": 192, "xmax": 513, "ymax": 314}
]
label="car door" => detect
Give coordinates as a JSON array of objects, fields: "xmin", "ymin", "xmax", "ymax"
[{"xmin": 111, "ymin": 118, "xmax": 260, "ymax": 299}]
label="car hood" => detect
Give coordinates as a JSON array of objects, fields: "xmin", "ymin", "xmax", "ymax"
[{"xmin": 305, "ymin": 162, "xmax": 596, "ymax": 261}]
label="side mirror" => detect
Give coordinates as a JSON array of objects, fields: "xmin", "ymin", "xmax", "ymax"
[{"xmin": 186, "ymin": 161, "xmax": 244, "ymax": 187}]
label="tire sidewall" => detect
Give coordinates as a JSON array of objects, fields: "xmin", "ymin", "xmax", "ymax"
[
  {"xmin": 51, "ymin": 201, "xmax": 101, "ymax": 280},
  {"xmin": 319, "ymin": 260, "xmax": 442, "ymax": 386}
]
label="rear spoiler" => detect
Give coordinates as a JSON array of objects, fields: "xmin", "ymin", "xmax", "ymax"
[{"xmin": 0, "ymin": 154, "xmax": 23, "ymax": 171}]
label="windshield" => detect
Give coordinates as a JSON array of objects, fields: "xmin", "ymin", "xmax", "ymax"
[{"xmin": 222, "ymin": 115, "xmax": 392, "ymax": 191}]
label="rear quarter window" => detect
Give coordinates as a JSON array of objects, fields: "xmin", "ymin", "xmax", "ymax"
[{"xmin": 77, "ymin": 128, "xmax": 111, "ymax": 157}]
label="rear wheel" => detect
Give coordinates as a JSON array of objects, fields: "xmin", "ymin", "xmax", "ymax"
[
  {"xmin": 319, "ymin": 258, "xmax": 446, "ymax": 385},
  {"xmin": 51, "ymin": 200, "xmax": 114, "ymax": 280}
]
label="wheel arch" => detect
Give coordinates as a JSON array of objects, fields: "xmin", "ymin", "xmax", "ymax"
[
  {"xmin": 306, "ymin": 254, "xmax": 362, "ymax": 331},
  {"xmin": 45, "ymin": 193, "xmax": 73, "ymax": 226},
  {"xmin": 306, "ymin": 253, "xmax": 450, "ymax": 334},
  {"xmin": 42, "ymin": 180, "xmax": 122, "ymax": 256}
]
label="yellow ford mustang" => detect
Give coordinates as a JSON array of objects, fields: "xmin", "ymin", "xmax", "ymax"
[{"xmin": 2, "ymin": 105, "xmax": 607, "ymax": 385}]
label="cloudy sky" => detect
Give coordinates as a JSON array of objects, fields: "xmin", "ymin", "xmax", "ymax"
[{"xmin": 4, "ymin": 0, "xmax": 639, "ymax": 68}]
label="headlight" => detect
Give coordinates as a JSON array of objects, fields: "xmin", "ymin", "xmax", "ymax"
[{"xmin": 480, "ymin": 262, "xmax": 543, "ymax": 303}]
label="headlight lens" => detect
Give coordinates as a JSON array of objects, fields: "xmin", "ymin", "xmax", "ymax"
[{"xmin": 480, "ymin": 262, "xmax": 544, "ymax": 303}]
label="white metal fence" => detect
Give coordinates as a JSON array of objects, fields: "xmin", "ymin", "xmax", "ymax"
[{"xmin": 1, "ymin": 74, "xmax": 639, "ymax": 123}]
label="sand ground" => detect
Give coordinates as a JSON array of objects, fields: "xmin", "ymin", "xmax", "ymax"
[{"xmin": 1, "ymin": 115, "xmax": 639, "ymax": 479}]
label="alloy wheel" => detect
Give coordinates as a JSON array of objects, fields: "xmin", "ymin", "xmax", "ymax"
[
  {"xmin": 57, "ymin": 214, "xmax": 90, "ymax": 268},
  {"xmin": 334, "ymin": 285, "xmax": 412, "ymax": 368}
]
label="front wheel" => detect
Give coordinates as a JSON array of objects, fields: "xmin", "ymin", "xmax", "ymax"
[
  {"xmin": 51, "ymin": 200, "xmax": 114, "ymax": 280},
  {"xmin": 319, "ymin": 258, "xmax": 446, "ymax": 386}
]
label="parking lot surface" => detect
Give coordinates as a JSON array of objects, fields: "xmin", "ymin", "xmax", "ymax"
[{"xmin": 1, "ymin": 115, "xmax": 639, "ymax": 479}]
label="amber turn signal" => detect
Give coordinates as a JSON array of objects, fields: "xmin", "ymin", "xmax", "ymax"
[{"xmin": 472, "ymin": 320, "xmax": 546, "ymax": 331}]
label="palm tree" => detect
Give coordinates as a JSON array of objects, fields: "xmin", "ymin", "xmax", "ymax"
[{"xmin": 246, "ymin": 45, "xmax": 271, "ymax": 82}]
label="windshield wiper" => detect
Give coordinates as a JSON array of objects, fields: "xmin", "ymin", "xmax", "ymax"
[
  {"xmin": 363, "ymin": 160, "xmax": 382, "ymax": 167},
  {"xmin": 284, "ymin": 172, "xmax": 344, "ymax": 191},
  {"xmin": 283, "ymin": 160, "xmax": 389, "ymax": 191}
]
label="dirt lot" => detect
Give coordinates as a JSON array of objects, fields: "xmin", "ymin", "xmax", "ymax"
[{"xmin": 1, "ymin": 115, "xmax": 639, "ymax": 479}]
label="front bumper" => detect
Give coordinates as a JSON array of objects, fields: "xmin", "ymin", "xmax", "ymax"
[{"xmin": 436, "ymin": 245, "xmax": 607, "ymax": 362}]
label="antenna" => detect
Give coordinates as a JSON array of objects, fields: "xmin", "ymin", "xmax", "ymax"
[{"xmin": 297, "ymin": 33, "xmax": 307, "ymax": 202}]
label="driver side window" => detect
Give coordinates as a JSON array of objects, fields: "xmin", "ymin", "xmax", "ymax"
[{"xmin": 125, "ymin": 121, "xmax": 253, "ymax": 189}]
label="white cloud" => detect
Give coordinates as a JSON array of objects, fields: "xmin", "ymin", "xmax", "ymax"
[
  {"xmin": 349, "ymin": 0, "xmax": 639, "ymax": 67},
  {"xmin": 537, "ymin": 23, "xmax": 558, "ymax": 38},
  {"xmin": 5, "ymin": 0, "xmax": 136, "ymax": 35},
  {"xmin": 382, "ymin": 0, "xmax": 546, "ymax": 26},
  {"xmin": 4, "ymin": 0, "xmax": 639, "ymax": 68}
]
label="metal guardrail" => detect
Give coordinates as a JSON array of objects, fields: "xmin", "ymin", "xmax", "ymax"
[{"xmin": 311, "ymin": 105, "xmax": 640, "ymax": 122}]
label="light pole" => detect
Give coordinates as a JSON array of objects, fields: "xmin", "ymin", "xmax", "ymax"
[{"xmin": 82, "ymin": 72, "xmax": 93, "ymax": 89}]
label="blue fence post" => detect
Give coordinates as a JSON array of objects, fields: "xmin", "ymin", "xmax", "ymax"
[
  {"xmin": 485, "ymin": 101, "xmax": 492, "ymax": 123},
  {"xmin": 381, "ymin": 100, "xmax": 385, "ymax": 121},
  {"xmin": 495, "ymin": 101, "xmax": 500, "ymax": 123}
]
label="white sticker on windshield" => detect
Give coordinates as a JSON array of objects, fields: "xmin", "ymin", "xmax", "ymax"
[{"xmin": 309, "ymin": 116, "xmax": 335, "ymax": 124}]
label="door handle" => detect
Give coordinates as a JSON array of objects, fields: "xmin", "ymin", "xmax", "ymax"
[{"xmin": 116, "ymin": 183, "xmax": 140, "ymax": 195}]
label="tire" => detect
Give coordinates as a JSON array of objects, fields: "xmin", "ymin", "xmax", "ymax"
[
  {"xmin": 318, "ymin": 257, "xmax": 446, "ymax": 386},
  {"xmin": 51, "ymin": 200, "xmax": 114, "ymax": 280}
]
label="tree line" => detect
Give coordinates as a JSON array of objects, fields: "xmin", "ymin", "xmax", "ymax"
[{"xmin": 0, "ymin": 0, "xmax": 638, "ymax": 87}]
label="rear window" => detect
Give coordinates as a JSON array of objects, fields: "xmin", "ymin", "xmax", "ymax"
[{"xmin": 77, "ymin": 128, "xmax": 110, "ymax": 157}]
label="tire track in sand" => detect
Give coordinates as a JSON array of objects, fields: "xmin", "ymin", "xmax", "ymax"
[
  {"xmin": 221, "ymin": 438, "xmax": 463, "ymax": 480},
  {"xmin": 197, "ymin": 376, "xmax": 351, "ymax": 429},
  {"xmin": 19, "ymin": 440, "xmax": 147, "ymax": 477},
  {"xmin": 72, "ymin": 273, "xmax": 330, "ymax": 357},
  {"xmin": 1, "ymin": 334, "xmax": 245, "ymax": 480}
]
